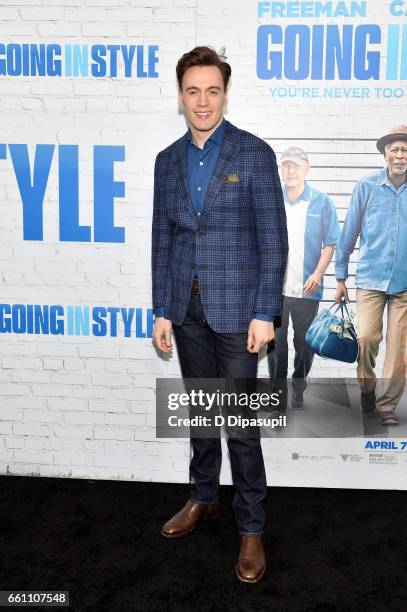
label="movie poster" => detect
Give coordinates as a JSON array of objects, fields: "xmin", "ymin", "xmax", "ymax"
[{"xmin": 0, "ymin": 0, "xmax": 406, "ymax": 489}]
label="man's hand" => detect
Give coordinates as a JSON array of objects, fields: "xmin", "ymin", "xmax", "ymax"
[
  {"xmin": 335, "ymin": 280, "xmax": 349, "ymax": 304},
  {"xmin": 247, "ymin": 320, "xmax": 275, "ymax": 353},
  {"xmin": 152, "ymin": 317, "xmax": 173, "ymax": 353},
  {"xmin": 303, "ymin": 272, "xmax": 322, "ymax": 296}
]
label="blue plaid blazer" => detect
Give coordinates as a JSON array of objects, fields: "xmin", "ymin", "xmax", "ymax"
[{"xmin": 152, "ymin": 121, "xmax": 288, "ymax": 333}]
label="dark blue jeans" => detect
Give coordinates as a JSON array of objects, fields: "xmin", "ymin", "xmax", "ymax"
[{"xmin": 172, "ymin": 292, "xmax": 267, "ymax": 535}]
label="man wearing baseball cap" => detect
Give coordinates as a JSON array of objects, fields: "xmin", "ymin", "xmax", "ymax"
[
  {"xmin": 335, "ymin": 126, "xmax": 407, "ymax": 425},
  {"xmin": 268, "ymin": 146, "xmax": 340, "ymax": 408}
]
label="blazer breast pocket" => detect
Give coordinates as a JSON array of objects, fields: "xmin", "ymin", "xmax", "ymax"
[{"xmin": 220, "ymin": 176, "xmax": 247, "ymax": 201}]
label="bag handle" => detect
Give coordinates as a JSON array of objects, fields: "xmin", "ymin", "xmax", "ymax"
[
  {"xmin": 328, "ymin": 299, "xmax": 351, "ymax": 318},
  {"xmin": 328, "ymin": 299, "xmax": 355, "ymax": 339}
]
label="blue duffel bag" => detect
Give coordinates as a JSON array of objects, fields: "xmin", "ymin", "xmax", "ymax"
[{"xmin": 305, "ymin": 300, "xmax": 358, "ymax": 363}]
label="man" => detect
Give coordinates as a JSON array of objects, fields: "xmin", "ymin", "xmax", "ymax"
[
  {"xmin": 268, "ymin": 147, "xmax": 340, "ymax": 408},
  {"xmin": 151, "ymin": 46, "xmax": 288, "ymax": 583},
  {"xmin": 335, "ymin": 125, "xmax": 407, "ymax": 426}
]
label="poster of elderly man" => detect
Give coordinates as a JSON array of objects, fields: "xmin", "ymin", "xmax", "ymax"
[{"xmin": 335, "ymin": 125, "xmax": 407, "ymax": 427}]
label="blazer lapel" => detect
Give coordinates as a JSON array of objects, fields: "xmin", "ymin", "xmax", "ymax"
[
  {"xmin": 173, "ymin": 132, "xmax": 198, "ymax": 222},
  {"xmin": 200, "ymin": 121, "xmax": 241, "ymax": 222}
]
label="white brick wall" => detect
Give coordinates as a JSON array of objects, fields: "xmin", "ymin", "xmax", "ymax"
[{"xmin": 0, "ymin": 0, "xmax": 405, "ymax": 489}]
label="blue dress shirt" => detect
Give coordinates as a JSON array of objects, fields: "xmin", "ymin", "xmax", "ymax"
[
  {"xmin": 336, "ymin": 167, "xmax": 407, "ymax": 294},
  {"xmin": 186, "ymin": 120, "xmax": 225, "ymax": 216}
]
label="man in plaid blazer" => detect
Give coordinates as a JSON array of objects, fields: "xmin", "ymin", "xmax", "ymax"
[{"xmin": 152, "ymin": 46, "xmax": 288, "ymax": 583}]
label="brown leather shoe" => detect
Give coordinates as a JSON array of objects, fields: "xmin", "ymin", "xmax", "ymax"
[
  {"xmin": 161, "ymin": 499, "xmax": 220, "ymax": 538},
  {"xmin": 236, "ymin": 535, "xmax": 266, "ymax": 583}
]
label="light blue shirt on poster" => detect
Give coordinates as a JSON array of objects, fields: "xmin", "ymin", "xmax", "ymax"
[
  {"xmin": 283, "ymin": 183, "xmax": 340, "ymax": 301},
  {"xmin": 335, "ymin": 167, "xmax": 407, "ymax": 294}
]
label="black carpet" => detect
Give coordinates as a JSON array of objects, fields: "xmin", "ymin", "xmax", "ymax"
[{"xmin": 0, "ymin": 476, "xmax": 406, "ymax": 611}]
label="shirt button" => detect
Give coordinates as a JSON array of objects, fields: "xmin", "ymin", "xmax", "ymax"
[
  {"xmin": 199, "ymin": 161, "xmax": 203, "ymax": 166},
  {"xmin": 198, "ymin": 212, "xmax": 201, "ymax": 216},
  {"xmin": 197, "ymin": 187, "xmax": 201, "ymax": 191}
]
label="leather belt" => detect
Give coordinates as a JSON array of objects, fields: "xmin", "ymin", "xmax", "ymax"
[{"xmin": 191, "ymin": 279, "xmax": 200, "ymax": 294}]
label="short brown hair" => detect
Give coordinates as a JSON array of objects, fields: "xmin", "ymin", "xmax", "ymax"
[{"xmin": 176, "ymin": 46, "xmax": 231, "ymax": 91}]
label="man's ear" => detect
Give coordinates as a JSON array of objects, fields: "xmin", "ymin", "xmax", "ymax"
[
  {"xmin": 304, "ymin": 163, "xmax": 311, "ymax": 177},
  {"xmin": 178, "ymin": 89, "xmax": 183, "ymax": 108}
]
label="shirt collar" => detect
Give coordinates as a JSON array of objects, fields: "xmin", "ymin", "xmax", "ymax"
[
  {"xmin": 378, "ymin": 166, "xmax": 391, "ymax": 187},
  {"xmin": 283, "ymin": 182, "xmax": 311, "ymax": 206},
  {"xmin": 187, "ymin": 118, "xmax": 226, "ymax": 148},
  {"xmin": 378, "ymin": 166, "xmax": 407, "ymax": 191}
]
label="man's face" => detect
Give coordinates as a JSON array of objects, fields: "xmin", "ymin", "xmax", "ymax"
[
  {"xmin": 281, "ymin": 160, "xmax": 310, "ymax": 189},
  {"xmin": 178, "ymin": 65, "xmax": 227, "ymax": 134},
  {"xmin": 384, "ymin": 140, "xmax": 407, "ymax": 179}
]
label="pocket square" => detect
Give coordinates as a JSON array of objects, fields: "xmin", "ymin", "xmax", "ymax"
[{"xmin": 225, "ymin": 173, "xmax": 239, "ymax": 183}]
